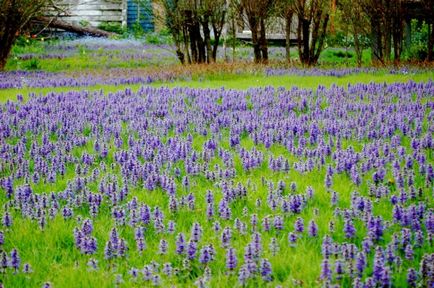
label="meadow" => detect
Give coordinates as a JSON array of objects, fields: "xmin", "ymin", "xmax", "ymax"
[{"xmin": 0, "ymin": 38, "xmax": 433, "ymax": 288}]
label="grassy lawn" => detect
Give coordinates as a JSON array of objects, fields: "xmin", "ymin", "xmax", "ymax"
[
  {"xmin": 1, "ymin": 71, "xmax": 433, "ymax": 103},
  {"xmin": 0, "ymin": 40, "xmax": 433, "ymax": 288}
]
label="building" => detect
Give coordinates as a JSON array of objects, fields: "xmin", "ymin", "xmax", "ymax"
[{"xmin": 55, "ymin": 0, "xmax": 157, "ymax": 31}]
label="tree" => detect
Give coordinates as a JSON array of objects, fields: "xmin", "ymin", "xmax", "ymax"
[
  {"xmin": 159, "ymin": 0, "xmax": 227, "ymax": 64},
  {"xmin": 276, "ymin": 0, "xmax": 295, "ymax": 63},
  {"xmin": 421, "ymin": 0, "xmax": 434, "ymax": 61},
  {"xmin": 240, "ymin": 0, "xmax": 275, "ymax": 63},
  {"xmin": 294, "ymin": 0, "xmax": 330, "ymax": 66},
  {"xmin": 338, "ymin": 0, "xmax": 369, "ymax": 67},
  {"xmin": 362, "ymin": 0, "xmax": 404, "ymax": 64},
  {"xmin": 0, "ymin": 0, "xmax": 55, "ymax": 70}
]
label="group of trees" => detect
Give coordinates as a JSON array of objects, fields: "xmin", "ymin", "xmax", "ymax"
[
  {"xmin": 160, "ymin": 0, "xmax": 433, "ymax": 66},
  {"xmin": 339, "ymin": 0, "xmax": 434, "ymax": 65},
  {"xmin": 159, "ymin": 0, "xmax": 226, "ymax": 64},
  {"xmin": 0, "ymin": 0, "xmax": 433, "ymax": 70},
  {"xmin": 160, "ymin": 0, "xmax": 434, "ymax": 66},
  {"xmin": 158, "ymin": 0, "xmax": 334, "ymax": 65}
]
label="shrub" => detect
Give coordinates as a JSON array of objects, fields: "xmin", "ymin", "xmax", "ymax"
[
  {"xmin": 23, "ymin": 58, "xmax": 41, "ymax": 70},
  {"xmin": 98, "ymin": 22, "xmax": 125, "ymax": 34}
]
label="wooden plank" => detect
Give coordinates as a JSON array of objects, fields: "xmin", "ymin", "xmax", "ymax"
[
  {"xmin": 43, "ymin": 0, "xmax": 127, "ymax": 29},
  {"xmin": 69, "ymin": 10, "xmax": 122, "ymax": 17},
  {"xmin": 73, "ymin": 4, "xmax": 122, "ymax": 11},
  {"xmin": 62, "ymin": 15, "xmax": 123, "ymax": 22}
]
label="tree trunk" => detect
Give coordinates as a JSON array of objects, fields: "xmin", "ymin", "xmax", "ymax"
[
  {"xmin": 0, "ymin": 26, "xmax": 18, "ymax": 70},
  {"xmin": 174, "ymin": 39, "xmax": 185, "ymax": 64},
  {"xmin": 249, "ymin": 17, "xmax": 261, "ymax": 63},
  {"xmin": 353, "ymin": 32, "xmax": 362, "ymax": 67},
  {"xmin": 252, "ymin": 29, "xmax": 261, "ymax": 63},
  {"xmin": 185, "ymin": 10, "xmax": 198, "ymax": 63},
  {"xmin": 371, "ymin": 16, "xmax": 384, "ymax": 64},
  {"xmin": 211, "ymin": 12, "xmax": 225, "ymax": 62},
  {"xmin": 285, "ymin": 13, "xmax": 293, "ymax": 63},
  {"xmin": 34, "ymin": 17, "xmax": 115, "ymax": 37},
  {"xmin": 312, "ymin": 14, "xmax": 329, "ymax": 65},
  {"xmin": 404, "ymin": 19, "xmax": 412, "ymax": 52},
  {"xmin": 392, "ymin": 24, "xmax": 402, "ymax": 63},
  {"xmin": 384, "ymin": 2, "xmax": 392, "ymax": 62},
  {"xmin": 189, "ymin": 29, "xmax": 198, "ymax": 63},
  {"xmin": 428, "ymin": 23, "xmax": 433, "ymax": 61},
  {"xmin": 302, "ymin": 18, "xmax": 310, "ymax": 65},
  {"xmin": 259, "ymin": 18, "xmax": 268, "ymax": 63},
  {"xmin": 195, "ymin": 24, "xmax": 206, "ymax": 63},
  {"xmin": 392, "ymin": 0, "xmax": 402, "ymax": 64},
  {"xmin": 231, "ymin": 17, "xmax": 236, "ymax": 63},
  {"xmin": 203, "ymin": 21, "xmax": 212, "ymax": 63},
  {"xmin": 297, "ymin": 15, "xmax": 303, "ymax": 63},
  {"xmin": 182, "ymin": 27, "xmax": 192, "ymax": 64},
  {"xmin": 212, "ymin": 34, "xmax": 220, "ymax": 62}
]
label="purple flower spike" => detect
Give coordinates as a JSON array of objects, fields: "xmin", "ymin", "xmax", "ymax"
[{"xmin": 226, "ymin": 247, "xmax": 237, "ymax": 271}]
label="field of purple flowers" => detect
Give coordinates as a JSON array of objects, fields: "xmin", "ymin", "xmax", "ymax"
[{"xmin": 0, "ymin": 73, "xmax": 433, "ymax": 288}]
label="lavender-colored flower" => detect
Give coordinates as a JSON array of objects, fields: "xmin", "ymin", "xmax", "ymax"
[
  {"xmin": 407, "ymin": 268, "xmax": 418, "ymax": 287},
  {"xmin": 320, "ymin": 258, "xmax": 331, "ymax": 280},
  {"xmin": 10, "ymin": 248, "xmax": 20, "ymax": 272},
  {"xmin": 308, "ymin": 220, "xmax": 318, "ymax": 237},
  {"xmin": 238, "ymin": 265, "xmax": 250, "ymax": 285},
  {"xmin": 109, "ymin": 227, "xmax": 119, "ymax": 250},
  {"xmin": 381, "ymin": 267, "xmax": 391, "ymax": 288},
  {"xmin": 23, "ymin": 263, "xmax": 32, "ymax": 273},
  {"xmin": 152, "ymin": 274, "xmax": 161, "ymax": 286},
  {"xmin": 331, "ymin": 191, "xmax": 338, "ymax": 206},
  {"xmin": 288, "ymin": 232, "xmax": 297, "ymax": 247},
  {"xmin": 373, "ymin": 247, "xmax": 384, "ymax": 282},
  {"xmin": 162, "ymin": 262, "xmax": 172, "ymax": 277},
  {"xmin": 191, "ymin": 222, "xmax": 202, "ymax": 242},
  {"xmin": 176, "ymin": 233, "xmax": 186, "ymax": 255},
  {"xmin": 81, "ymin": 219, "xmax": 93, "ymax": 235},
  {"xmin": 2, "ymin": 212, "xmax": 12, "ymax": 228},
  {"xmin": 226, "ymin": 247, "xmax": 237, "ymax": 270},
  {"xmin": 159, "ymin": 239, "xmax": 168, "ymax": 255},
  {"xmin": 294, "ymin": 217, "xmax": 304, "ymax": 233},
  {"xmin": 118, "ymin": 238, "xmax": 128, "ymax": 257},
  {"xmin": 269, "ymin": 237, "xmax": 279, "ymax": 256},
  {"xmin": 321, "ymin": 235, "xmax": 333, "ymax": 259},
  {"xmin": 260, "ymin": 258, "xmax": 272, "ymax": 282},
  {"xmin": 1, "ymin": 251, "xmax": 8, "ymax": 272},
  {"xmin": 199, "ymin": 246, "xmax": 212, "ymax": 264},
  {"xmin": 344, "ymin": 219, "xmax": 356, "ymax": 239},
  {"xmin": 87, "ymin": 258, "xmax": 98, "ymax": 270},
  {"xmin": 136, "ymin": 237, "xmax": 146, "ymax": 253},
  {"xmin": 356, "ymin": 252, "xmax": 366, "ymax": 276},
  {"xmin": 335, "ymin": 259, "xmax": 345, "ymax": 280},
  {"xmin": 262, "ymin": 216, "xmax": 270, "ymax": 232},
  {"xmin": 82, "ymin": 236, "xmax": 97, "ymax": 255},
  {"xmin": 404, "ymin": 244, "xmax": 414, "ymax": 260},
  {"xmin": 274, "ymin": 215, "xmax": 283, "ymax": 231},
  {"xmin": 187, "ymin": 240, "xmax": 197, "ymax": 260},
  {"xmin": 251, "ymin": 232, "xmax": 262, "ymax": 257},
  {"xmin": 221, "ymin": 227, "xmax": 232, "ymax": 248},
  {"xmin": 104, "ymin": 240, "xmax": 116, "ymax": 260}
]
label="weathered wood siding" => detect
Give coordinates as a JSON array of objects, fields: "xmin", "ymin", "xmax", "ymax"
[{"xmin": 56, "ymin": 0, "xmax": 127, "ymax": 28}]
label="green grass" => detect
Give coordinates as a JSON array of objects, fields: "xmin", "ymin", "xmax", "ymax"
[
  {"xmin": 1, "ymin": 40, "xmax": 433, "ymax": 288},
  {"xmin": 1, "ymin": 77, "xmax": 432, "ymax": 287},
  {"xmin": 1, "ymin": 71, "xmax": 433, "ymax": 103},
  {"xmin": 157, "ymin": 71, "xmax": 433, "ymax": 90}
]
